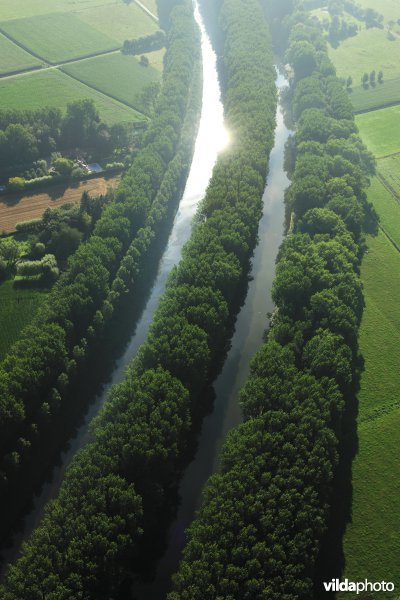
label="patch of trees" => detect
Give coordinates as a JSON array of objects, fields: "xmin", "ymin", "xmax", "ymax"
[
  {"xmin": 0, "ymin": 0, "xmax": 278, "ymax": 596},
  {"xmin": 122, "ymin": 30, "xmax": 166, "ymax": 55},
  {"xmin": 0, "ymin": 100, "xmax": 135, "ymax": 176},
  {"xmin": 168, "ymin": 8, "xmax": 376, "ymax": 600},
  {"xmin": 0, "ymin": 0, "xmax": 201, "ymax": 536}
]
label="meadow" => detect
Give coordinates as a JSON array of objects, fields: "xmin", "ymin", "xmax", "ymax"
[
  {"xmin": 0, "ymin": 0, "xmax": 117, "ymax": 21},
  {"xmin": 377, "ymin": 154, "xmax": 400, "ymax": 198},
  {"xmin": 349, "ymin": 76, "xmax": 400, "ymax": 113},
  {"xmin": 62, "ymin": 53, "xmax": 161, "ymax": 114},
  {"xmin": 0, "ymin": 279, "xmax": 49, "ymax": 361},
  {"xmin": 76, "ymin": 3, "xmax": 158, "ymax": 44},
  {"xmin": 355, "ymin": 0, "xmax": 400, "ymax": 22},
  {"xmin": 0, "ymin": 69, "xmax": 145, "ymax": 125},
  {"xmin": 0, "ymin": 33, "xmax": 42, "ymax": 75},
  {"xmin": 355, "ymin": 105, "xmax": 400, "ymax": 157},
  {"xmin": 339, "ymin": 230, "xmax": 400, "ymax": 599},
  {"xmin": 0, "ymin": 13, "xmax": 118, "ymax": 63},
  {"xmin": 139, "ymin": 0, "xmax": 158, "ymax": 16}
]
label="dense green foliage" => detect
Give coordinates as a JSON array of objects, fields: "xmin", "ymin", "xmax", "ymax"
[
  {"xmin": 0, "ymin": 0, "xmax": 200, "ymax": 529},
  {"xmin": 0, "ymin": 0, "xmax": 277, "ymax": 596},
  {"xmin": 169, "ymin": 4, "xmax": 376, "ymax": 599},
  {"xmin": 122, "ymin": 30, "xmax": 166, "ymax": 55}
]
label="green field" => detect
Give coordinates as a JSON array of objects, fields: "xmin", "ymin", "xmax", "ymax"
[
  {"xmin": 329, "ymin": 27, "xmax": 400, "ymax": 83},
  {"xmin": 355, "ymin": 105, "xmax": 400, "ymax": 157},
  {"xmin": 339, "ymin": 231, "xmax": 400, "ymax": 599},
  {"xmin": 140, "ymin": 0, "xmax": 158, "ymax": 16},
  {"xmin": 0, "ymin": 32, "xmax": 42, "ymax": 75},
  {"xmin": 0, "ymin": 13, "xmax": 119, "ymax": 64},
  {"xmin": 355, "ymin": 0, "xmax": 400, "ymax": 22},
  {"xmin": 0, "ymin": 69, "xmax": 145, "ymax": 125},
  {"xmin": 76, "ymin": 3, "xmax": 158, "ymax": 43},
  {"xmin": 0, "ymin": 279, "xmax": 48, "ymax": 361},
  {"xmin": 350, "ymin": 76, "xmax": 400, "ymax": 113},
  {"xmin": 0, "ymin": 0, "xmax": 117, "ymax": 21},
  {"xmin": 377, "ymin": 154, "xmax": 400, "ymax": 199},
  {"xmin": 62, "ymin": 53, "xmax": 160, "ymax": 114}
]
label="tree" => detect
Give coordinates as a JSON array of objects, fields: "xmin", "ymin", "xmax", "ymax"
[
  {"xmin": 0, "ymin": 238, "xmax": 21, "ymax": 270},
  {"xmin": 8, "ymin": 177, "xmax": 25, "ymax": 192},
  {"xmin": 378, "ymin": 70, "xmax": 383, "ymax": 83},
  {"xmin": 139, "ymin": 55, "xmax": 149, "ymax": 66},
  {"xmin": 346, "ymin": 75, "xmax": 352, "ymax": 88},
  {"xmin": 285, "ymin": 40, "xmax": 317, "ymax": 79},
  {"xmin": 369, "ymin": 70, "xmax": 376, "ymax": 84},
  {"xmin": 53, "ymin": 157, "xmax": 74, "ymax": 177},
  {"xmin": 362, "ymin": 72, "xmax": 369, "ymax": 86}
]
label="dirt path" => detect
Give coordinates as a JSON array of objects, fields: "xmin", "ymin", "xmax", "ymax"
[{"xmin": 0, "ymin": 176, "xmax": 120, "ymax": 234}]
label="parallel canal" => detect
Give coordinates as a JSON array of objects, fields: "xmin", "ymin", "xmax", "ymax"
[
  {"xmin": 1, "ymin": 0, "xmax": 227, "ymax": 573},
  {"xmin": 134, "ymin": 69, "xmax": 292, "ymax": 598}
]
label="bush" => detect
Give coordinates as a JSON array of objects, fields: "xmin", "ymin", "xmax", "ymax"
[{"xmin": 8, "ymin": 177, "xmax": 25, "ymax": 192}]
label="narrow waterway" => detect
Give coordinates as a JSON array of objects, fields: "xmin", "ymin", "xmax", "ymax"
[
  {"xmin": 133, "ymin": 70, "xmax": 292, "ymax": 599},
  {"xmin": 0, "ymin": 0, "xmax": 227, "ymax": 572}
]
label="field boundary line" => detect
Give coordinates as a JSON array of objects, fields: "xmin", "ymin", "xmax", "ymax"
[
  {"xmin": 354, "ymin": 98, "xmax": 400, "ymax": 115},
  {"xmin": 0, "ymin": 26, "xmax": 50, "ymax": 65},
  {"xmin": 59, "ymin": 67, "xmax": 149, "ymax": 119},
  {"xmin": 132, "ymin": 0, "xmax": 159, "ymax": 24},
  {"xmin": 376, "ymin": 171, "xmax": 400, "ymax": 204}
]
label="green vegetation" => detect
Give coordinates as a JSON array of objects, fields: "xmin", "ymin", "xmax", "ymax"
[
  {"xmin": 0, "ymin": 279, "xmax": 48, "ymax": 361},
  {"xmin": 62, "ymin": 53, "xmax": 160, "ymax": 114},
  {"xmin": 338, "ymin": 231, "xmax": 400, "ymax": 599},
  {"xmin": 0, "ymin": 69, "xmax": 144, "ymax": 125},
  {"xmin": 0, "ymin": 13, "xmax": 118, "ymax": 63},
  {"xmin": 0, "ymin": 0, "xmax": 279, "ymax": 596},
  {"xmin": 356, "ymin": 105, "xmax": 400, "ymax": 157},
  {"xmin": 350, "ymin": 76, "xmax": 400, "ymax": 113},
  {"xmin": 377, "ymin": 153, "xmax": 400, "ymax": 198},
  {"xmin": 367, "ymin": 177, "xmax": 400, "ymax": 245},
  {"xmin": 77, "ymin": 3, "xmax": 158, "ymax": 43},
  {"xmin": 355, "ymin": 0, "xmax": 400, "ymax": 22},
  {"xmin": 0, "ymin": 0, "xmax": 117, "ymax": 22},
  {"xmin": 0, "ymin": 33, "xmax": 42, "ymax": 75}
]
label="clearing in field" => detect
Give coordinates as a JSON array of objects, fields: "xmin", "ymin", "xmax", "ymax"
[
  {"xmin": 0, "ymin": 33, "xmax": 42, "ymax": 75},
  {"xmin": 339, "ymin": 229, "xmax": 400, "ymax": 599},
  {"xmin": 329, "ymin": 28, "xmax": 400, "ymax": 83},
  {"xmin": 377, "ymin": 154, "xmax": 400, "ymax": 200},
  {"xmin": 62, "ymin": 53, "xmax": 161, "ymax": 115},
  {"xmin": 355, "ymin": 105, "xmax": 400, "ymax": 157},
  {"xmin": 0, "ymin": 13, "xmax": 118, "ymax": 64},
  {"xmin": 76, "ymin": 3, "xmax": 158, "ymax": 44},
  {"xmin": 0, "ymin": 176, "xmax": 120, "ymax": 235},
  {"xmin": 0, "ymin": 69, "xmax": 145, "ymax": 125},
  {"xmin": 0, "ymin": 279, "xmax": 49, "ymax": 362},
  {"xmin": 349, "ymin": 76, "xmax": 400, "ymax": 113}
]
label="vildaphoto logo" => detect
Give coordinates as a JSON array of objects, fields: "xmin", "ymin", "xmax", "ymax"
[{"xmin": 323, "ymin": 579, "xmax": 395, "ymax": 594}]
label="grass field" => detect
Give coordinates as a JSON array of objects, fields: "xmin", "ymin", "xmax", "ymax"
[
  {"xmin": 0, "ymin": 33, "xmax": 42, "ymax": 75},
  {"xmin": 354, "ymin": 0, "xmax": 400, "ymax": 22},
  {"xmin": 0, "ymin": 279, "xmax": 49, "ymax": 361},
  {"xmin": 0, "ymin": 13, "xmax": 119, "ymax": 63},
  {"xmin": 377, "ymin": 154, "xmax": 400, "ymax": 199},
  {"xmin": 350, "ymin": 77, "xmax": 400, "ymax": 113},
  {"xmin": 0, "ymin": 69, "xmax": 145, "ymax": 125},
  {"xmin": 355, "ymin": 105, "xmax": 400, "ymax": 157},
  {"xmin": 140, "ymin": 0, "xmax": 158, "ymax": 16},
  {"xmin": 62, "ymin": 53, "xmax": 160, "ymax": 114},
  {"xmin": 329, "ymin": 27, "xmax": 400, "ymax": 83},
  {"xmin": 76, "ymin": 3, "xmax": 158, "ymax": 44},
  {"xmin": 338, "ymin": 231, "xmax": 400, "ymax": 599},
  {"xmin": 0, "ymin": 0, "xmax": 117, "ymax": 21},
  {"xmin": 366, "ymin": 177, "xmax": 400, "ymax": 245}
]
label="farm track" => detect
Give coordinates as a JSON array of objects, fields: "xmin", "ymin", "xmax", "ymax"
[{"xmin": 0, "ymin": 175, "xmax": 120, "ymax": 234}]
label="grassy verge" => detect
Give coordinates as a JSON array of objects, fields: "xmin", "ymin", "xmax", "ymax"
[
  {"xmin": 0, "ymin": 69, "xmax": 146, "ymax": 125},
  {"xmin": 0, "ymin": 279, "xmax": 49, "ymax": 361}
]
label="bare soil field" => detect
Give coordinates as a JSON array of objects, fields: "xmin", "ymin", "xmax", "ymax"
[{"xmin": 0, "ymin": 175, "xmax": 120, "ymax": 234}]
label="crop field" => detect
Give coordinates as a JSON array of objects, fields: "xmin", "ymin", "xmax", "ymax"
[
  {"xmin": 339, "ymin": 231, "xmax": 400, "ymax": 599},
  {"xmin": 350, "ymin": 76, "xmax": 400, "ymax": 113},
  {"xmin": 62, "ymin": 53, "xmax": 161, "ymax": 114},
  {"xmin": 0, "ymin": 0, "xmax": 117, "ymax": 22},
  {"xmin": 0, "ymin": 69, "xmax": 145, "ymax": 125},
  {"xmin": 329, "ymin": 28, "xmax": 400, "ymax": 83},
  {"xmin": 0, "ymin": 279, "xmax": 49, "ymax": 362},
  {"xmin": 0, "ymin": 13, "xmax": 118, "ymax": 64},
  {"xmin": 0, "ymin": 33, "xmax": 42, "ymax": 75},
  {"xmin": 76, "ymin": 3, "xmax": 158, "ymax": 43},
  {"xmin": 355, "ymin": 105, "xmax": 400, "ymax": 157},
  {"xmin": 0, "ymin": 175, "xmax": 120, "ymax": 234},
  {"xmin": 377, "ymin": 154, "xmax": 400, "ymax": 199}
]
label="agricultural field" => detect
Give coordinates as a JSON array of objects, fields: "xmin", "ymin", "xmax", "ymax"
[
  {"xmin": 0, "ymin": 13, "xmax": 118, "ymax": 64},
  {"xmin": 0, "ymin": 0, "xmax": 120, "ymax": 21},
  {"xmin": 0, "ymin": 175, "xmax": 120, "ymax": 234},
  {"xmin": 0, "ymin": 69, "xmax": 145, "ymax": 125},
  {"xmin": 76, "ymin": 3, "xmax": 158, "ymax": 43},
  {"xmin": 0, "ymin": 33, "xmax": 42, "ymax": 75},
  {"xmin": 349, "ymin": 76, "xmax": 400, "ymax": 113},
  {"xmin": 377, "ymin": 154, "xmax": 400, "ymax": 199},
  {"xmin": 339, "ymin": 231, "xmax": 400, "ymax": 599},
  {"xmin": 355, "ymin": 105, "xmax": 400, "ymax": 157},
  {"xmin": 62, "ymin": 53, "xmax": 161, "ymax": 114},
  {"xmin": 0, "ymin": 279, "xmax": 49, "ymax": 361}
]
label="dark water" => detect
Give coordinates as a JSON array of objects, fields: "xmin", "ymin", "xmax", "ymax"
[
  {"xmin": 0, "ymin": 0, "xmax": 227, "ymax": 573},
  {"xmin": 133, "ymin": 70, "xmax": 292, "ymax": 599}
]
